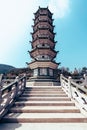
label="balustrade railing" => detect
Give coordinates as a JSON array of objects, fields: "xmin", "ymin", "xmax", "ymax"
[
  {"xmin": 60, "ymin": 74, "xmax": 87, "ymax": 111},
  {"xmin": 0, "ymin": 75, "xmax": 26, "ymax": 120}
]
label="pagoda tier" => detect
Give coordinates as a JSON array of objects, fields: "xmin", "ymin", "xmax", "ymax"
[
  {"xmin": 34, "ymin": 7, "xmax": 53, "ymax": 22},
  {"xmin": 32, "ymin": 30, "xmax": 55, "ymax": 41},
  {"xmin": 27, "ymin": 60, "xmax": 59, "ymax": 78},
  {"xmin": 31, "ymin": 35, "xmax": 55, "ymax": 45},
  {"xmin": 34, "ymin": 16, "xmax": 53, "ymax": 26},
  {"xmin": 28, "ymin": 61, "xmax": 59, "ymax": 69},
  {"xmin": 34, "ymin": 7, "xmax": 53, "ymax": 18},
  {"xmin": 31, "ymin": 39, "xmax": 57, "ymax": 49},
  {"xmin": 29, "ymin": 47, "xmax": 58, "ymax": 60},
  {"xmin": 32, "ymin": 22, "xmax": 55, "ymax": 33}
]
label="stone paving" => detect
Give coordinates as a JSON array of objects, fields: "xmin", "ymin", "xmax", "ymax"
[{"xmin": 0, "ymin": 123, "xmax": 87, "ymax": 130}]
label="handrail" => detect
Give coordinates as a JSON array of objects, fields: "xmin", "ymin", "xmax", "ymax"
[
  {"xmin": 0, "ymin": 75, "xmax": 26, "ymax": 120},
  {"xmin": 60, "ymin": 74, "xmax": 87, "ymax": 111}
]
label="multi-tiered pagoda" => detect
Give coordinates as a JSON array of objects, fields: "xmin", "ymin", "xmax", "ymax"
[{"xmin": 27, "ymin": 7, "xmax": 60, "ymax": 85}]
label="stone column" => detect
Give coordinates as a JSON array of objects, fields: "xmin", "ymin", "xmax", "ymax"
[
  {"xmin": 0, "ymin": 84, "xmax": 2, "ymax": 104},
  {"xmin": 0, "ymin": 74, "xmax": 3, "ymax": 88},
  {"xmin": 68, "ymin": 76, "xmax": 72, "ymax": 98},
  {"xmin": 83, "ymin": 74, "xmax": 87, "ymax": 88},
  {"xmin": 60, "ymin": 74, "xmax": 63, "ymax": 87}
]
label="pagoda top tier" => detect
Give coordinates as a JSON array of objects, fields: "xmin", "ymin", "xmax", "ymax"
[{"xmin": 34, "ymin": 7, "xmax": 53, "ymax": 19}]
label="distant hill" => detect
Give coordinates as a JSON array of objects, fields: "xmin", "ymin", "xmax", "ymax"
[{"xmin": 0, "ymin": 64, "xmax": 15, "ymax": 74}]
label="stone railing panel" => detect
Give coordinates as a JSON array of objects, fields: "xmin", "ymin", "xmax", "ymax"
[
  {"xmin": 60, "ymin": 74, "xmax": 87, "ymax": 111},
  {"xmin": 0, "ymin": 75, "xmax": 26, "ymax": 119}
]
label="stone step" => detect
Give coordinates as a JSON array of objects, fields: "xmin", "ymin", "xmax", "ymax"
[
  {"xmin": 24, "ymin": 88, "xmax": 63, "ymax": 92},
  {"xmin": 25, "ymin": 87, "xmax": 62, "ymax": 91},
  {"xmin": 21, "ymin": 94, "xmax": 68, "ymax": 97},
  {"xmin": 18, "ymin": 97, "xmax": 71, "ymax": 101},
  {"xmin": 34, "ymin": 82, "xmax": 53, "ymax": 86},
  {"xmin": 25, "ymin": 89, "xmax": 63, "ymax": 92},
  {"xmin": 1, "ymin": 113, "xmax": 87, "ymax": 123},
  {"xmin": 25, "ymin": 88, "xmax": 63, "ymax": 90},
  {"xmin": 25, "ymin": 86, "xmax": 61, "ymax": 88},
  {"xmin": 23, "ymin": 91, "xmax": 65, "ymax": 94},
  {"xmin": 14, "ymin": 101, "xmax": 75, "ymax": 106},
  {"xmin": 25, "ymin": 88, "xmax": 62, "ymax": 90},
  {"xmin": 9, "ymin": 106, "xmax": 80, "ymax": 113}
]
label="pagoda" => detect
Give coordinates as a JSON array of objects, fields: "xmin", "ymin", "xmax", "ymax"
[{"xmin": 27, "ymin": 7, "xmax": 60, "ymax": 85}]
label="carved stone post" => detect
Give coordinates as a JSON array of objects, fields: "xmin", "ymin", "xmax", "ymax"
[
  {"xmin": 15, "ymin": 76, "xmax": 19, "ymax": 98},
  {"xmin": 60, "ymin": 74, "xmax": 63, "ymax": 87},
  {"xmin": 0, "ymin": 74, "xmax": 3, "ymax": 105},
  {"xmin": 83, "ymin": 74, "xmax": 87, "ymax": 88},
  {"xmin": 0, "ymin": 86, "xmax": 2, "ymax": 104},
  {"xmin": 24, "ymin": 74, "xmax": 26, "ymax": 88},
  {"xmin": 0, "ymin": 74, "xmax": 3, "ymax": 88},
  {"xmin": 68, "ymin": 76, "xmax": 72, "ymax": 98},
  {"xmin": 15, "ymin": 76, "xmax": 19, "ymax": 82}
]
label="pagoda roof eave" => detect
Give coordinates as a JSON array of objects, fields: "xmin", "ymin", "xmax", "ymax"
[
  {"xmin": 28, "ymin": 60, "xmax": 59, "ymax": 66},
  {"xmin": 34, "ymin": 7, "xmax": 53, "ymax": 15},
  {"xmin": 28, "ymin": 60, "xmax": 59, "ymax": 69},
  {"xmin": 30, "ymin": 47, "xmax": 58, "ymax": 54},
  {"xmin": 27, "ymin": 61, "xmax": 60, "ymax": 67}
]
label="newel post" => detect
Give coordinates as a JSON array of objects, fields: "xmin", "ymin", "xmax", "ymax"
[
  {"xmin": 24, "ymin": 73, "xmax": 26, "ymax": 88},
  {"xmin": 83, "ymin": 74, "xmax": 87, "ymax": 88},
  {"xmin": 60, "ymin": 74, "xmax": 63, "ymax": 87},
  {"xmin": 68, "ymin": 76, "xmax": 72, "ymax": 98},
  {"xmin": 15, "ymin": 76, "xmax": 19, "ymax": 97},
  {"xmin": 0, "ymin": 74, "xmax": 3, "ymax": 88},
  {"xmin": 15, "ymin": 76, "xmax": 19, "ymax": 82},
  {"xmin": 0, "ymin": 74, "xmax": 3, "ymax": 104},
  {"xmin": 15, "ymin": 76, "xmax": 19, "ymax": 88},
  {"xmin": 0, "ymin": 86, "xmax": 2, "ymax": 104}
]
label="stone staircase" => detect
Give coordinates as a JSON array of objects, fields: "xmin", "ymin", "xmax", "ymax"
[
  {"xmin": 1, "ymin": 86, "xmax": 87, "ymax": 123},
  {"xmin": 33, "ymin": 82, "xmax": 53, "ymax": 86}
]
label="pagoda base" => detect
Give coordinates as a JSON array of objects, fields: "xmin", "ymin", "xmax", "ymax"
[{"xmin": 28, "ymin": 76, "xmax": 60, "ymax": 86}]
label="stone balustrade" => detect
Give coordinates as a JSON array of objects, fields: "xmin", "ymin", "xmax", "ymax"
[
  {"xmin": 60, "ymin": 74, "xmax": 87, "ymax": 111},
  {"xmin": 0, "ymin": 75, "xmax": 26, "ymax": 120}
]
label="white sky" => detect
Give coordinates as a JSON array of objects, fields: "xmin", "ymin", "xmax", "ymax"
[{"xmin": 49, "ymin": 0, "xmax": 70, "ymax": 18}]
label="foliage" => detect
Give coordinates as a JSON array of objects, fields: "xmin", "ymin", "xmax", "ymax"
[
  {"xmin": 5, "ymin": 67, "xmax": 32, "ymax": 79},
  {"xmin": 0, "ymin": 64, "xmax": 15, "ymax": 74}
]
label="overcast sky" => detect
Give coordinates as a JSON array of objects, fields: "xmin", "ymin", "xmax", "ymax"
[{"xmin": 0, "ymin": 0, "xmax": 87, "ymax": 71}]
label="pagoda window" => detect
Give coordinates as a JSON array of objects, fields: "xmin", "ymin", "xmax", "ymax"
[
  {"xmin": 39, "ymin": 16, "xmax": 47, "ymax": 21},
  {"xmin": 33, "ymin": 68, "xmax": 38, "ymax": 76},
  {"xmin": 35, "ymin": 55, "xmax": 50, "ymax": 60},
  {"xmin": 37, "ymin": 44, "xmax": 45, "ymax": 47},
  {"xmin": 42, "ymin": 55, "xmax": 50, "ymax": 60},
  {"xmin": 45, "ymin": 44, "xmax": 49, "ymax": 47},
  {"xmin": 37, "ymin": 44, "xmax": 42, "ymax": 47},
  {"xmin": 38, "ymin": 25, "xmax": 48, "ymax": 29},
  {"xmin": 49, "ymin": 68, "xmax": 53, "ymax": 76},
  {"xmin": 38, "ymin": 34, "xmax": 49, "ymax": 38},
  {"xmin": 40, "ymin": 68, "xmax": 47, "ymax": 76}
]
